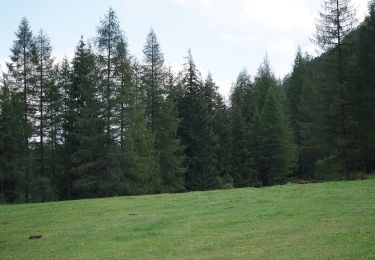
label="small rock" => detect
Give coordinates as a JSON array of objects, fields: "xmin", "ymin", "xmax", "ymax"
[{"xmin": 29, "ymin": 235, "xmax": 42, "ymax": 240}]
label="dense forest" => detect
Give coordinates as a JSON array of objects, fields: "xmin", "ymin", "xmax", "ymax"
[{"xmin": 1, "ymin": 0, "xmax": 374, "ymax": 203}]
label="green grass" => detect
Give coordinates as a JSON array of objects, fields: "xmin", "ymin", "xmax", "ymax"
[{"xmin": 1, "ymin": 180, "xmax": 374, "ymax": 259}]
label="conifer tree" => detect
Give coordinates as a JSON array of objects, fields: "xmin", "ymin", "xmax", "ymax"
[
  {"xmin": 230, "ymin": 70, "xmax": 257, "ymax": 187},
  {"xmin": 352, "ymin": 4, "xmax": 375, "ymax": 173},
  {"xmin": 253, "ymin": 60, "xmax": 296, "ymax": 185},
  {"xmin": 7, "ymin": 18, "xmax": 36, "ymax": 202},
  {"xmin": 256, "ymin": 85, "xmax": 297, "ymax": 185},
  {"xmin": 0, "ymin": 80, "xmax": 25, "ymax": 202},
  {"xmin": 297, "ymin": 62, "xmax": 326, "ymax": 179},
  {"xmin": 69, "ymin": 39, "xmax": 107, "ymax": 198},
  {"xmin": 178, "ymin": 50, "xmax": 219, "ymax": 190},
  {"xmin": 284, "ymin": 49, "xmax": 312, "ymax": 178},
  {"xmin": 123, "ymin": 66, "xmax": 160, "ymax": 195},
  {"xmin": 34, "ymin": 30, "xmax": 54, "ymax": 185},
  {"xmin": 57, "ymin": 58, "xmax": 73, "ymax": 199},
  {"xmin": 203, "ymin": 74, "xmax": 232, "ymax": 187},
  {"xmin": 96, "ymin": 8, "xmax": 123, "ymax": 179},
  {"xmin": 315, "ymin": 0, "xmax": 357, "ymax": 178},
  {"xmin": 156, "ymin": 73, "xmax": 186, "ymax": 192},
  {"xmin": 141, "ymin": 29, "xmax": 165, "ymax": 131},
  {"xmin": 45, "ymin": 65, "xmax": 63, "ymax": 195}
]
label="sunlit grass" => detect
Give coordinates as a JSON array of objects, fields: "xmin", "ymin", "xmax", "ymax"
[{"xmin": 1, "ymin": 179, "xmax": 374, "ymax": 259}]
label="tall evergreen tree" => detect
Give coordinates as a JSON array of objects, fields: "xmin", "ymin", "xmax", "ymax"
[
  {"xmin": 96, "ymin": 8, "xmax": 123, "ymax": 179},
  {"xmin": 0, "ymin": 80, "xmax": 25, "ymax": 202},
  {"xmin": 256, "ymin": 85, "xmax": 297, "ymax": 185},
  {"xmin": 315, "ymin": 0, "xmax": 357, "ymax": 178},
  {"xmin": 253, "ymin": 59, "xmax": 296, "ymax": 185},
  {"xmin": 7, "ymin": 18, "xmax": 36, "ymax": 202},
  {"xmin": 57, "ymin": 57, "xmax": 73, "ymax": 199},
  {"xmin": 230, "ymin": 69, "xmax": 257, "ymax": 187},
  {"xmin": 69, "ymin": 39, "xmax": 107, "ymax": 198},
  {"xmin": 284, "ymin": 49, "xmax": 312, "ymax": 178},
  {"xmin": 352, "ymin": 4, "xmax": 375, "ymax": 173},
  {"xmin": 156, "ymin": 72, "xmax": 186, "ymax": 192},
  {"xmin": 123, "ymin": 63, "xmax": 160, "ymax": 195},
  {"xmin": 178, "ymin": 50, "xmax": 219, "ymax": 190},
  {"xmin": 141, "ymin": 28, "xmax": 165, "ymax": 131},
  {"xmin": 34, "ymin": 30, "xmax": 54, "ymax": 187}
]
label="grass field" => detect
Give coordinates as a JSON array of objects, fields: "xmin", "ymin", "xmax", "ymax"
[{"xmin": 0, "ymin": 179, "xmax": 374, "ymax": 259}]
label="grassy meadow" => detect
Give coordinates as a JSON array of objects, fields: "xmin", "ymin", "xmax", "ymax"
[{"xmin": 0, "ymin": 179, "xmax": 374, "ymax": 259}]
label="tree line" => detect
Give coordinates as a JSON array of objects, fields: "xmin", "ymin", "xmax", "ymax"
[{"xmin": 1, "ymin": 0, "xmax": 374, "ymax": 203}]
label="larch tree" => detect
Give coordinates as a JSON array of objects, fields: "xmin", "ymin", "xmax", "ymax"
[
  {"xmin": 141, "ymin": 28, "xmax": 165, "ymax": 132},
  {"xmin": 96, "ymin": 8, "xmax": 123, "ymax": 179},
  {"xmin": 314, "ymin": 0, "xmax": 357, "ymax": 178},
  {"xmin": 34, "ymin": 30, "xmax": 54, "ymax": 183},
  {"xmin": 57, "ymin": 57, "xmax": 73, "ymax": 199},
  {"xmin": 7, "ymin": 18, "xmax": 36, "ymax": 202}
]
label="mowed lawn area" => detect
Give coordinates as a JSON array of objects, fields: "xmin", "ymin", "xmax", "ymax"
[{"xmin": 0, "ymin": 180, "xmax": 374, "ymax": 259}]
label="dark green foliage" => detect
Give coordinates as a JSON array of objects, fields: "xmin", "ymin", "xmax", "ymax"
[
  {"xmin": 96, "ymin": 8, "xmax": 123, "ymax": 179},
  {"xmin": 1, "ymin": 5, "xmax": 375, "ymax": 203},
  {"xmin": 0, "ymin": 82, "xmax": 25, "ymax": 202},
  {"xmin": 252, "ymin": 60, "xmax": 297, "ymax": 185},
  {"xmin": 140, "ymin": 30, "xmax": 186, "ymax": 192},
  {"xmin": 122, "ymin": 75, "xmax": 160, "ymax": 195},
  {"xmin": 351, "ymin": 8, "xmax": 375, "ymax": 173},
  {"xmin": 230, "ymin": 70, "xmax": 257, "ymax": 187},
  {"xmin": 314, "ymin": 0, "xmax": 358, "ymax": 178},
  {"xmin": 284, "ymin": 49, "xmax": 312, "ymax": 178},
  {"xmin": 156, "ymin": 73, "xmax": 186, "ymax": 193},
  {"xmin": 255, "ymin": 85, "xmax": 297, "ymax": 185},
  {"xmin": 69, "ymin": 39, "xmax": 107, "ymax": 198},
  {"xmin": 141, "ymin": 29, "xmax": 165, "ymax": 131},
  {"xmin": 7, "ymin": 18, "xmax": 36, "ymax": 202},
  {"xmin": 57, "ymin": 58, "xmax": 72, "ymax": 199},
  {"xmin": 34, "ymin": 30, "xmax": 56, "ymax": 201},
  {"xmin": 178, "ymin": 51, "xmax": 219, "ymax": 190}
]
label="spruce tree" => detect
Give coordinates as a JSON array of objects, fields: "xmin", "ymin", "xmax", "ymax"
[
  {"xmin": 156, "ymin": 72, "xmax": 186, "ymax": 192},
  {"xmin": 123, "ymin": 64, "xmax": 160, "ymax": 195},
  {"xmin": 256, "ymin": 85, "xmax": 297, "ymax": 185},
  {"xmin": 69, "ymin": 38, "xmax": 107, "ymax": 198},
  {"xmin": 230, "ymin": 69, "xmax": 257, "ymax": 187},
  {"xmin": 0, "ymin": 80, "xmax": 25, "ymax": 202},
  {"xmin": 203, "ymin": 74, "xmax": 232, "ymax": 187},
  {"xmin": 253, "ymin": 60, "xmax": 296, "ymax": 185},
  {"xmin": 352, "ymin": 5, "xmax": 375, "ymax": 173},
  {"xmin": 284, "ymin": 49, "xmax": 312, "ymax": 178},
  {"xmin": 178, "ymin": 50, "xmax": 219, "ymax": 190}
]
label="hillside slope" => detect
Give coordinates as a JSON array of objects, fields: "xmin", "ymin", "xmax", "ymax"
[{"xmin": 0, "ymin": 180, "xmax": 374, "ymax": 259}]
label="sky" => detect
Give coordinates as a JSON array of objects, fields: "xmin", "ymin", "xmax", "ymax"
[{"xmin": 0, "ymin": 0, "xmax": 370, "ymax": 97}]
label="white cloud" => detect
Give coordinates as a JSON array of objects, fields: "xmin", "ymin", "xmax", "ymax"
[
  {"xmin": 243, "ymin": 0, "xmax": 315, "ymax": 32},
  {"xmin": 54, "ymin": 49, "xmax": 75, "ymax": 63},
  {"xmin": 221, "ymin": 33, "xmax": 258, "ymax": 44},
  {"xmin": 266, "ymin": 37, "xmax": 297, "ymax": 77}
]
